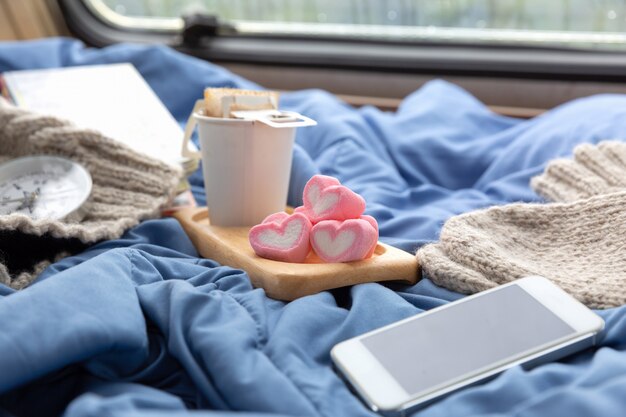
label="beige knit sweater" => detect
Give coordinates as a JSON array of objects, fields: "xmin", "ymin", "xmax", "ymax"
[
  {"xmin": 0, "ymin": 98, "xmax": 182, "ymax": 288},
  {"xmin": 417, "ymin": 141, "xmax": 626, "ymax": 309}
]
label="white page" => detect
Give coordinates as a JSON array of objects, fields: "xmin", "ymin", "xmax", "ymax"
[{"xmin": 3, "ymin": 63, "xmax": 196, "ymax": 167}]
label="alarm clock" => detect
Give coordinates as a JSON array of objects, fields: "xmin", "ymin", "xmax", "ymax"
[{"xmin": 0, "ymin": 156, "xmax": 92, "ymax": 221}]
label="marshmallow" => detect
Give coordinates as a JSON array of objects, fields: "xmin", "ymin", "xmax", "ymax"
[
  {"xmin": 301, "ymin": 175, "xmax": 366, "ymax": 223},
  {"xmin": 310, "ymin": 218, "xmax": 378, "ymax": 263},
  {"xmin": 250, "ymin": 175, "xmax": 379, "ymax": 264},
  {"xmin": 360, "ymin": 215, "xmax": 379, "ymax": 258},
  {"xmin": 249, "ymin": 212, "xmax": 312, "ymax": 263}
]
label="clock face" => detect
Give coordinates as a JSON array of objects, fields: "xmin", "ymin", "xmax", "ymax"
[{"xmin": 0, "ymin": 156, "xmax": 92, "ymax": 220}]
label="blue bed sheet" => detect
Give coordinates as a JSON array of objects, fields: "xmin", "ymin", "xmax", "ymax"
[{"xmin": 0, "ymin": 38, "xmax": 625, "ymax": 417}]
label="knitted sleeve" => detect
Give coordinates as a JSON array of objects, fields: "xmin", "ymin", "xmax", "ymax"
[
  {"xmin": 417, "ymin": 140, "xmax": 626, "ymax": 309},
  {"xmin": 417, "ymin": 192, "xmax": 626, "ymax": 309},
  {"xmin": 531, "ymin": 141, "xmax": 626, "ymax": 202},
  {"xmin": 0, "ymin": 97, "xmax": 183, "ymax": 289}
]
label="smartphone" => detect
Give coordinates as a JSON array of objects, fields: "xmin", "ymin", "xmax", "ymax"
[{"xmin": 331, "ymin": 276, "xmax": 604, "ymax": 416}]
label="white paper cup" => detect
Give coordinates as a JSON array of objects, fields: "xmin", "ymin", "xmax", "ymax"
[{"xmin": 190, "ymin": 110, "xmax": 296, "ymax": 227}]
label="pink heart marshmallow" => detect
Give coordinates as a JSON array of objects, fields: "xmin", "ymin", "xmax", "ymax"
[
  {"xmin": 249, "ymin": 212, "xmax": 312, "ymax": 263},
  {"xmin": 310, "ymin": 218, "xmax": 378, "ymax": 263},
  {"xmin": 302, "ymin": 175, "xmax": 366, "ymax": 223},
  {"xmin": 360, "ymin": 215, "xmax": 379, "ymax": 258}
]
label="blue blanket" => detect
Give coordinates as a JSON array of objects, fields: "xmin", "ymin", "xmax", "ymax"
[{"xmin": 0, "ymin": 38, "xmax": 625, "ymax": 417}]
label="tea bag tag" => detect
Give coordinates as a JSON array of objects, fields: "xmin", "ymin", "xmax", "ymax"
[{"xmin": 231, "ymin": 110, "xmax": 317, "ymax": 128}]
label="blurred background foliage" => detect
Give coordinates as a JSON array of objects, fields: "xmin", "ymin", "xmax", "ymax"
[{"xmin": 101, "ymin": 0, "xmax": 626, "ymax": 32}]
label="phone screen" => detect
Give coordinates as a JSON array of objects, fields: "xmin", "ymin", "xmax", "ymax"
[{"xmin": 360, "ymin": 285, "xmax": 575, "ymax": 396}]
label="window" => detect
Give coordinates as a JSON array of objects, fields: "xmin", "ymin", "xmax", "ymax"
[
  {"xmin": 60, "ymin": 0, "xmax": 626, "ymax": 111},
  {"xmin": 88, "ymin": 0, "xmax": 626, "ymax": 50}
]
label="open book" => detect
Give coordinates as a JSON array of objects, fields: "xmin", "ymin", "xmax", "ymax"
[{"xmin": 1, "ymin": 63, "xmax": 198, "ymax": 172}]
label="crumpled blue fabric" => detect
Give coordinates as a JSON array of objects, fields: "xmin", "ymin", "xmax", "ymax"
[{"xmin": 0, "ymin": 38, "xmax": 625, "ymax": 417}]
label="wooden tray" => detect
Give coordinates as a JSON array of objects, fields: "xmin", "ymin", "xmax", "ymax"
[{"xmin": 173, "ymin": 207, "xmax": 420, "ymax": 300}]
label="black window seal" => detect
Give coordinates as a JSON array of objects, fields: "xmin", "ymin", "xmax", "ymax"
[{"xmin": 59, "ymin": 0, "xmax": 626, "ymax": 83}]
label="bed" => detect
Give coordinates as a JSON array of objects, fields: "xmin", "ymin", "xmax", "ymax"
[{"xmin": 0, "ymin": 38, "xmax": 625, "ymax": 417}]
